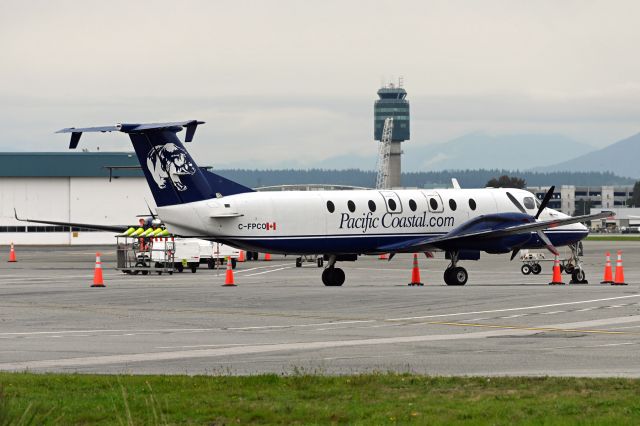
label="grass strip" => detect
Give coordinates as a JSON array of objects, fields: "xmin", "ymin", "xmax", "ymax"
[
  {"xmin": 586, "ymin": 235, "xmax": 640, "ymax": 241},
  {"xmin": 1, "ymin": 373, "xmax": 640, "ymax": 425}
]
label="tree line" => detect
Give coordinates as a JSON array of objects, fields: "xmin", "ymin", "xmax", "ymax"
[{"xmin": 215, "ymin": 168, "xmax": 635, "ymax": 189}]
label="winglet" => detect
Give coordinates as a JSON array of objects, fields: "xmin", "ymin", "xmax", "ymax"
[{"xmin": 451, "ymin": 178, "xmax": 461, "ymax": 189}]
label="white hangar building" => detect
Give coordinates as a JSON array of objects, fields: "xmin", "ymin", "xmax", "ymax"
[{"xmin": 0, "ymin": 152, "xmax": 152, "ymax": 245}]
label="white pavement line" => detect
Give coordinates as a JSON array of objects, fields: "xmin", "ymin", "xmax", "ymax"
[
  {"xmin": 501, "ymin": 314, "xmax": 527, "ymax": 319},
  {"xmin": 541, "ymin": 311, "xmax": 566, "ymax": 315},
  {"xmin": 588, "ymin": 342, "xmax": 636, "ymax": 348},
  {"xmin": 233, "ymin": 263, "xmax": 290, "ymax": 274},
  {"xmin": 576, "ymin": 307, "xmax": 596, "ymax": 312},
  {"xmin": 155, "ymin": 343, "xmax": 248, "ymax": 349},
  {"xmin": 0, "ymin": 328, "xmax": 218, "ymax": 337},
  {"xmin": 227, "ymin": 320, "xmax": 376, "ymax": 331},
  {"xmin": 2, "ymin": 316, "xmax": 639, "ymax": 371},
  {"xmin": 244, "ymin": 267, "xmax": 293, "ymax": 277},
  {"xmin": 0, "ymin": 274, "xmax": 102, "ymax": 283},
  {"xmin": 610, "ymin": 325, "xmax": 640, "ymax": 330},
  {"xmin": 385, "ymin": 295, "xmax": 640, "ymax": 322}
]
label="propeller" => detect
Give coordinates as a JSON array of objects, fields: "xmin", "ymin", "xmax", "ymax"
[
  {"xmin": 506, "ymin": 186, "xmax": 559, "ymax": 259},
  {"xmin": 535, "ymin": 185, "xmax": 555, "ymax": 219},
  {"xmin": 536, "ymin": 230, "xmax": 559, "ymax": 256},
  {"xmin": 510, "ymin": 249, "xmax": 520, "ymax": 261},
  {"xmin": 506, "ymin": 192, "xmax": 527, "ymax": 214}
]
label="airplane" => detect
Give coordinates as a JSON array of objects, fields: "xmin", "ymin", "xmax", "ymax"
[{"xmin": 55, "ymin": 120, "xmax": 612, "ymax": 286}]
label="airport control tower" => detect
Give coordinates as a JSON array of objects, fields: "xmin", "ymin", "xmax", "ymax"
[{"xmin": 374, "ymin": 80, "xmax": 409, "ymax": 188}]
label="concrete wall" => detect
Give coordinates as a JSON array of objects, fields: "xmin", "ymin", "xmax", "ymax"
[{"xmin": 0, "ymin": 177, "xmax": 153, "ymax": 245}]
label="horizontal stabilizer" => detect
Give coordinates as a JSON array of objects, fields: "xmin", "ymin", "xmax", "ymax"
[
  {"xmin": 57, "ymin": 120, "xmax": 205, "ymax": 148},
  {"xmin": 14, "ymin": 209, "xmax": 127, "ymax": 233}
]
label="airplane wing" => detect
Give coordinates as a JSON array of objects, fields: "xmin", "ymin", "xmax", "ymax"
[
  {"xmin": 378, "ymin": 211, "xmax": 613, "ymax": 253},
  {"xmin": 14, "ymin": 209, "xmax": 130, "ymax": 233}
]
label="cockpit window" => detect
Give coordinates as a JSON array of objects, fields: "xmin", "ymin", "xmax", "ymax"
[{"xmin": 523, "ymin": 197, "xmax": 535, "ymax": 210}]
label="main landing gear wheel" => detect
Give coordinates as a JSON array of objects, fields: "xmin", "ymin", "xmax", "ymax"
[
  {"xmin": 322, "ymin": 267, "xmax": 345, "ymax": 286},
  {"xmin": 521, "ymin": 264, "xmax": 532, "ymax": 275},
  {"xmin": 571, "ymin": 268, "xmax": 588, "ymax": 284},
  {"xmin": 444, "ymin": 267, "xmax": 468, "ymax": 286}
]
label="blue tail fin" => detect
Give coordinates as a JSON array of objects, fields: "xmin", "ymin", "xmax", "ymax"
[{"xmin": 57, "ymin": 121, "xmax": 254, "ymax": 207}]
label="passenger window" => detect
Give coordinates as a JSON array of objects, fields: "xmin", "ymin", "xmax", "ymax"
[
  {"xmin": 429, "ymin": 198, "xmax": 438, "ymax": 211},
  {"xmin": 347, "ymin": 200, "xmax": 356, "ymax": 213},
  {"xmin": 469, "ymin": 199, "xmax": 477, "ymax": 210},
  {"xmin": 388, "ymin": 199, "xmax": 397, "ymax": 211},
  {"xmin": 368, "ymin": 200, "xmax": 376, "ymax": 212},
  {"xmin": 409, "ymin": 199, "xmax": 417, "ymax": 211},
  {"xmin": 327, "ymin": 201, "xmax": 335, "ymax": 213},
  {"xmin": 449, "ymin": 199, "xmax": 457, "ymax": 211},
  {"xmin": 524, "ymin": 197, "xmax": 535, "ymax": 210}
]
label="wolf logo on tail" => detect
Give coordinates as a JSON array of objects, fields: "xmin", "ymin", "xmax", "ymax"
[
  {"xmin": 57, "ymin": 120, "xmax": 254, "ymax": 207},
  {"xmin": 146, "ymin": 143, "xmax": 196, "ymax": 191}
]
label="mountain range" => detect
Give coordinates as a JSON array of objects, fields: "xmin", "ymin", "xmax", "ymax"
[
  {"xmin": 317, "ymin": 132, "xmax": 639, "ymax": 179},
  {"xmin": 220, "ymin": 131, "xmax": 639, "ymax": 179},
  {"xmin": 535, "ymin": 132, "xmax": 640, "ymax": 179}
]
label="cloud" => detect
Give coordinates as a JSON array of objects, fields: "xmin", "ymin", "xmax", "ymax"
[{"xmin": 1, "ymin": 0, "xmax": 640, "ymax": 167}]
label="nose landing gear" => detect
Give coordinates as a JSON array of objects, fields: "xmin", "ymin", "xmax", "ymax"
[
  {"xmin": 568, "ymin": 243, "xmax": 588, "ymax": 284},
  {"xmin": 444, "ymin": 251, "xmax": 468, "ymax": 286}
]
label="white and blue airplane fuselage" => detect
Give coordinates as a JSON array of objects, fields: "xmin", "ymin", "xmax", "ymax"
[
  {"xmin": 56, "ymin": 120, "xmax": 609, "ymax": 286},
  {"xmin": 159, "ymin": 188, "xmax": 587, "ymax": 255}
]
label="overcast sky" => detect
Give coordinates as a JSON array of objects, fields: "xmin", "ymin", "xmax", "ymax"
[{"xmin": 2, "ymin": 0, "xmax": 640, "ymax": 168}]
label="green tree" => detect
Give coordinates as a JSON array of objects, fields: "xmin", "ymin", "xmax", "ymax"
[
  {"xmin": 630, "ymin": 181, "xmax": 640, "ymax": 207},
  {"xmin": 574, "ymin": 199, "xmax": 593, "ymax": 216},
  {"xmin": 485, "ymin": 175, "xmax": 526, "ymax": 189}
]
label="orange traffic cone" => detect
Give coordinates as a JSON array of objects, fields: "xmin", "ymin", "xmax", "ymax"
[
  {"xmin": 548, "ymin": 255, "xmax": 565, "ymax": 285},
  {"xmin": 222, "ymin": 257, "xmax": 236, "ymax": 287},
  {"xmin": 408, "ymin": 253, "xmax": 424, "ymax": 286},
  {"xmin": 612, "ymin": 250, "xmax": 627, "ymax": 286},
  {"xmin": 8, "ymin": 242, "xmax": 17, "ymax": 263},
  {"xmin": 264, "ymin": 253, "xmax": 271, "ymax": 261},
  {"xmin": 600, "ymin": 252, "xmax": 614, "ymax": 284},
  {"xmin": 91, "ymin": 252, "xmax": 105, "ymax": 287},
  {"xmin": 379, "ymin": 253, "xmax": 389, "ymax": 260},
  {"xmin": 238, "ymin": 250, "xmax": 245, "ymax": 262}
]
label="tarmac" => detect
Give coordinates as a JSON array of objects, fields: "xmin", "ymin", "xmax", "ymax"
[{"xmin": 0, "ymin": 240, "xmax": 638, "ymax": 377}]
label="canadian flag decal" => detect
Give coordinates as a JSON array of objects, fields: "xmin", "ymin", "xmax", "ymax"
[{"xmin": 267, "ymin": 222, "xmax": 277, "ymax": 230}]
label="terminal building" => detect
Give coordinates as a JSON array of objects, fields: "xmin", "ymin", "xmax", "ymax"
[
  {"xmin": 374, "ymin": 82, "xmax": 410, "ymax": 188},
  {"xmin": 0, "ymin": 152, "xmax": 151, "ymax": 245},
  {"xmin": 527, "ymin": 185, "xmax": 635, "ymax": 216}
]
